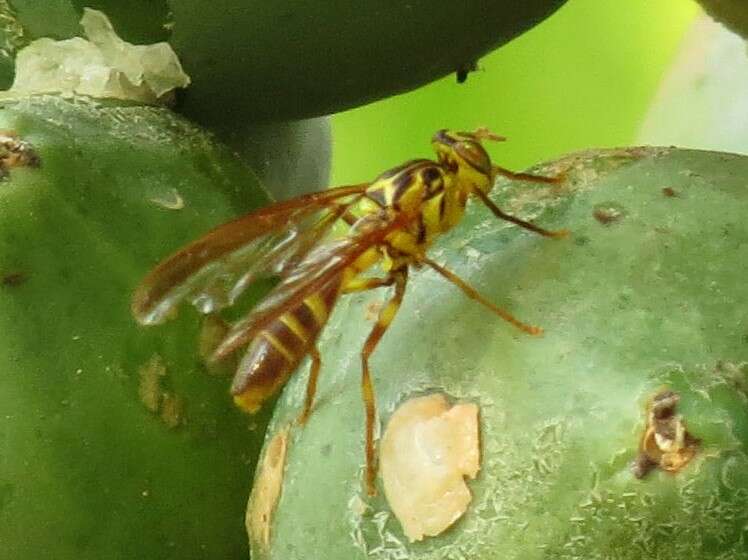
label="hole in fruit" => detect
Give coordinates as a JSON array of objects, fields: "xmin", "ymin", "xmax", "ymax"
[
  {"xmin": 0, "ymin": 131, "xmax": 40, "ymax": 177},
  {"xmin": 632, "ymin": 389, "xmax": 699, "ymax": 479}
]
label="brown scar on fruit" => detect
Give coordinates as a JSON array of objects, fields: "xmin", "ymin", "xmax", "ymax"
[
  {"xmin": 662, "ymin": 187, "xmax": 678, "ymax": 197},
  {"xmin": 0, "ymin": 131, "xmax": 40, "ymax": 177},
  {"xmin": 159, "ymin": 393, "xmax": 185, "ymax": 428},
  {"xmin": 380, "ymin": 393, "xmax": 480, "ymax": 542},
  {"xmin": 247, "ymin": 426, "xmax": 290, "ymax": 553},
  {"xmin": 1, "ymin": 271, "xmax": 27, "ymax": 287},
  {"xmin": 138, "ymin": 354, "xmax": 185, "ymax": 428},
  {"xmin": 632, "ymin": 389, "xmax": 699, "ymax": 479}
]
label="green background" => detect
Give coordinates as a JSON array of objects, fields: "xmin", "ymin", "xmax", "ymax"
[{"xmin": 331, "ymin": 0, "xmax": 699, "ymax": 185}]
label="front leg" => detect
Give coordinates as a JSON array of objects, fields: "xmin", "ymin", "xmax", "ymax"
[{"xmin": 472, "ymin": 187, "xmax": 569, "ymax": 238}]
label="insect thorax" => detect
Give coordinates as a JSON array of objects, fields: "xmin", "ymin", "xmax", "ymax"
[{"xmin": 361, "ymin": 158, "xmax": 470, "ymax": 251}]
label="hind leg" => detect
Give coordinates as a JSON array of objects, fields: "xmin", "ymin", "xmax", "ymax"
[{"xmin": 359, "ymin": 267, "xmax": 408, "ymax": 496}]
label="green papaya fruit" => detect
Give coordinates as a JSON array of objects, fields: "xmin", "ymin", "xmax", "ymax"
[
  {"xmin": 0, "ymin": 94, "xmax": 272, "ymax": 559},
  {"xmin": 251, "ymin": 147, "xmax": 748, "ymax": 559}
]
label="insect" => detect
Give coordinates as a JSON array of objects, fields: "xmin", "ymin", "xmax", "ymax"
[{"xmin": 132, "ymin": 129, "xmax": 567, "ymax": 495}]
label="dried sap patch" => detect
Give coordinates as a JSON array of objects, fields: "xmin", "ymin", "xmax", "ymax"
[
  {"xmin": 380, "ymin": 393, "xmax": 480, "ymax": 542},
  {"xmin": 247, "ymin": 426, "xmax": 291, "ymax": 553},
  {"xmin": 1, "ymin": 8, "xmax": 189, "ymax": 103}
]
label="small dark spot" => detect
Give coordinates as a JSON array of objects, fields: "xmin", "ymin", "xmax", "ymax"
[
  {"xmin": 592, "ymin": 202, "xmax": 626, "ymax": 225},
  {"xmin": 574, "ymin": 235, "xmax": 591, "ymax": 246},
  {"xmin": 320, "ymin": 443, "xmax": 332, "ymax": 457},
  {"xmin": 1, "ymin": 272, "xmax": 27, "ymax": 287},
  {"xmin": 662, "ymin": 187, "xmax": 677, "ymax": 197}
]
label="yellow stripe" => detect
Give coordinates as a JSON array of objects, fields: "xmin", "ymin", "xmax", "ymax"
[
  {"xmin": 280, "ymin": 313, "xmax": 309, "ymax": 344},
  {"xmin": 261, "ymin": 330, "xmax": 296, "ymax": 363},
  {"xmin": 303, "ymin": 294, "xmax": 329, "ymax": 326}
]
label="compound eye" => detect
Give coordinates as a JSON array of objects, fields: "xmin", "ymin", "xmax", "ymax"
[{"xmin": 455, "ymin": 141, "xmax": 491, "ymax": 175}]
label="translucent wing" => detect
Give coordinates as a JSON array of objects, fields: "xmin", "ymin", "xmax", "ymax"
[
  {"xmin": 132, "ymin": 184, "xmax": 368, "ymax": 325},
  {"xmin": 212, "ymin": 212, "xmax": 406, "ymax": 360}
]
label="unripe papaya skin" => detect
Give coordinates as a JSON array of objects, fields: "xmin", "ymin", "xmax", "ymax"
[
  {"xmin": 0, "ymin": 1, "xmax": 569, "ymax": 122},
  {"xmin": 255, "ymin": 147, "xmax": 748, "ymax": 559},
  {"xmin": 0, "ymin": 95, "xmax": 273, "ymax": 559}
]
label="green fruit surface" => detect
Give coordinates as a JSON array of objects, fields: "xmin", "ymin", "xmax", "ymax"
[
  {"xmin": 0, "ymin": 1, "xmax": 568, "ymax": 122},
  {"xmin": 255, "ymin": 147, "xmax": 748, "ymax": 559},
  {"xmin": 0, "ymin": 95, "xmax": 272, "ymax": 559}
]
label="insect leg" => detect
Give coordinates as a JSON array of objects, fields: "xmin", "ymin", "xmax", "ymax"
[
  {"xmin": 472, "ymin": 187, "xmax": 569, "ymax": 238},
  {"xmin": 360, "ymin": 267, "xmax": 408, "ymax": 496},
  {"xmin": 342, "ymin": 276, "xmax": 395, "ymax": 294},
  {"xmin": 419, "ymin": 256, "xmax": 542, "ymax": 335},
  {"xmin": 492, "ymin": 163, "xmax": 564, "ymax": 185},
  {"xmin": 297, "ymin": 276, "xmax": 394, "ymax": 426},
  {"xmin": 298, "ymin": 346, "xmax": 322, "ymax": 426}
]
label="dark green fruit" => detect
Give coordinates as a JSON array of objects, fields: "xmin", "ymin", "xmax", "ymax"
[
  {"xmin": 0, "ymin": 1, "xmax": 569, "ymax": 122},
  {"xmin": 697, "ymin": 0, "xmax": 748, "ymax": 39},
  {"xmin": 0, "ymin": 95, "xmax": 272, "ymax": 559},
  {"xmin": 252, "ymin": 147, "xmax": 748, "ymax": 559}
]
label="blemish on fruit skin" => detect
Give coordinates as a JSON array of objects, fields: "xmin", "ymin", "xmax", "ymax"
[
  {"xmin": 380, "ymin": 393, "xmax": 480, "ymax": 542},
  {"xmin": 149, "ymin": 188, "xmax": 184, "ymax": 210},
  {"xmin": 138, "ymin": 354, "xmax": 166, "ymax": 413},
  {"xmin": 159, "ymin": 393, "xmax": 184, "ymax": 428},
  {"xmin": 1, "ymin": 271, "xmax": 27, "ymax": 287},
  {"xmin": 592, "ymin": 202, "xmax": 626, "ymax": 226},
  {"xmin": 632, "ymin": 389, "xmax": 699, "ymax": 479},
  {"xmin": 247, "ymin": 426, "xmax": 290, "ymax": 553},
  {"xmin": 662, "ymin": 186, "xmax": 678, "ymax": 197},
  {"xmin": 0, "ymin": 131, "xmax": 40, "ymax": 177},
  {"xmin": 137, "ymin": 354, "xmax": 185, "ymax": 428}
]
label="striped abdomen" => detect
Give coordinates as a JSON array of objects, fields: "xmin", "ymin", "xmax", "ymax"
[{"xmin": 231, "ymin": 282, "xmax": 339, "ymax": 413}]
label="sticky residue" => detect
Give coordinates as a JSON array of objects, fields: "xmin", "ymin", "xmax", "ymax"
[
  {"xmin": 632, "ymin": 389, "xmax": 699, "ymax": 478},
  {"xmin": 247, "ymin": 426, "xmax": 290, "ymax": 553},
  {"xmin": 380, "ymin": 393, "xmax": 480, "ymax": 542},
  {"xmin": 1, "ymin": 8, "xmax": 190, "ymax": 104},
  {"xmin": 138, "ymin": 354, "xmax": 184, "ymax": 428}
]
